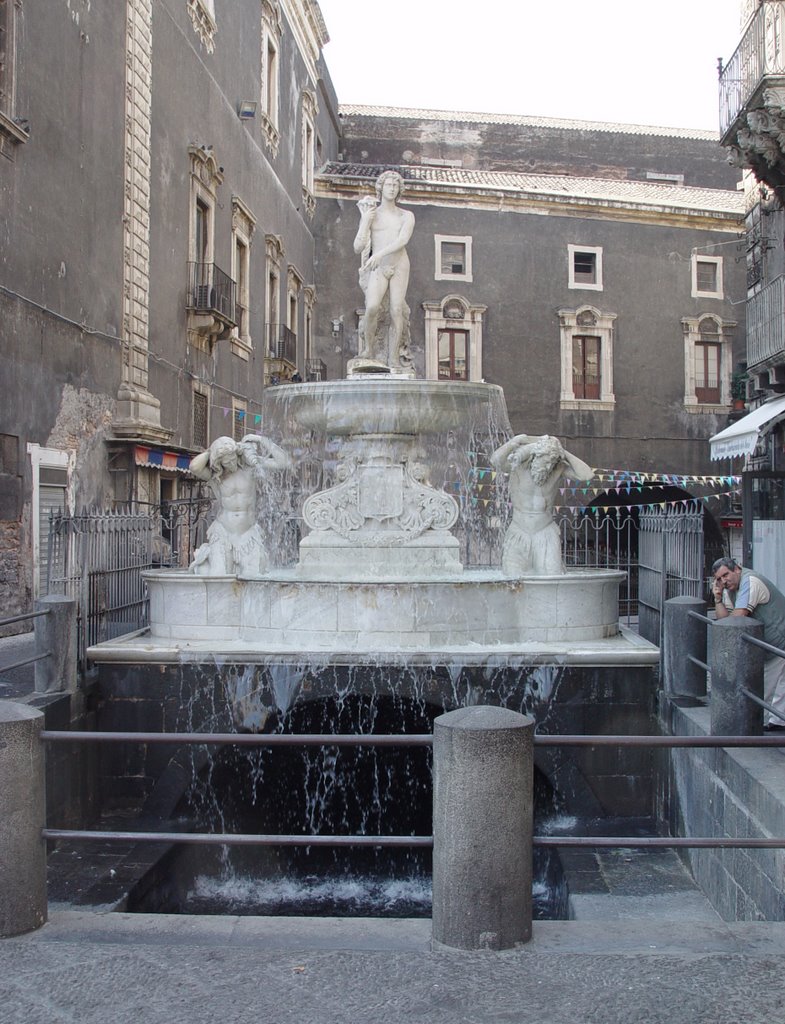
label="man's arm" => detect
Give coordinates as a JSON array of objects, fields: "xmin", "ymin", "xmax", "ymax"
[
  {"xmin": 491, "ymin": 435, "xmax": 537, "ymax": 471},
  {"xmin": 189, "ymin": 449, "xmax": 212, "ymax": 481}
]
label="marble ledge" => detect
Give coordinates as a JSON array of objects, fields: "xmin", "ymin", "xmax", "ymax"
[{"xmin": 87, "ymin": 625, "xmax": 659, "ymax": 668}]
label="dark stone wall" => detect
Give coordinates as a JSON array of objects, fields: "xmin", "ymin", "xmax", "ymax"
[
  {"xmin": 95, "ymin": 657, "xmax": 658, "ymax": 824},
  {"xmin": 338, "ymin": 113, "xmax": 739, "ymax": 190}
]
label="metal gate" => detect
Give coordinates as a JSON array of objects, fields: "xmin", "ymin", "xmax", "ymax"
[
  {"xmin": 637, "ymin": 502, "xmax": 706, "ymax": 646},
  {"xmin": 46, "ymin": 499, "xmax": 210, "ymax": 673}
]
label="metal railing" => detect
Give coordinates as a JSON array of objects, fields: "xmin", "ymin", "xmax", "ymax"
[
  {"xmin": 38, "ymin": 727, "xmax": 785, "ymax": 851},
  {"xmin": 746, "ymin": 274, "xmax": 785, "ymax": 369},
  {"xmin": 0, "ymin": 609, "xmax": 51, "ymax": 674},
  {"xmin": 305, "ymin": 357, "xmax": 327, "ymax": 381},
  {"xmin": 720, "ymin": 1, "xmax": 785, "ymax": 138},
  {"xmin": 186, "ymin": 261, "xmax": 236, "ymax": 324},
  {"xmin": 266, "ymin": 323, "xmax": 296, "ymax": 365}
]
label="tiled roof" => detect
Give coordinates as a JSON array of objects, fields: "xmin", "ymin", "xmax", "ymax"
[
  {"xmin": 337, "ymin": 104, "xmax": 721, "ymax": 141},
  {"xmin": 319, "ymin": 163, "xmax": 744, "ymax": 215}
]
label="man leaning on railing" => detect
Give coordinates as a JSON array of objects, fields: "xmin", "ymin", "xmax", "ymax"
[{"xmin": 712, "ymin": 557, "xmax": 785, "ymax": 730}]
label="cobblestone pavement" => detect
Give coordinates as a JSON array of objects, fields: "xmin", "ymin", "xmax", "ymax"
[{"xmin": 1, "ymin": 913, "xmax": 784, "ymax": 1024}]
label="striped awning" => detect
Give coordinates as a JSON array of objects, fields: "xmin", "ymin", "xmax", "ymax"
[{"xmin": 134, "ymin": 446, "xmax": 194, "ymax": 473}]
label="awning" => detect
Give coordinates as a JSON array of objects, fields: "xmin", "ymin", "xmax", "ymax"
[
  {"xmin": 134, "ymin": 446, "xmax": 194, "ymax": 474},
  {"xmin": 709, "ymin": 396, "xmax": 785, "ymax": 461}
]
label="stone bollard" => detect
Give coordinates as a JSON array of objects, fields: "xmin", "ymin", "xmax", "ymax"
[
  {"xmin": 709, "ymin": 616, "xmax": 765, "ymax": 735},
  {"xmin": 0, "ymin": 702, "xmax": 47, "ymax": 936},
  {"xmin": 34, "ymin": 594, "xmax": 77, "ymax": 693},
  {"xmin": 663, "ymin": 596, "xmax": 708, "ymax": 698},
  {"xmin": 432, "ymin": 705, "xmax": 534, "ymax": 951}
]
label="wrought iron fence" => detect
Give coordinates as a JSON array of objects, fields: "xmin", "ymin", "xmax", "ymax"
[
  {"xmin": 46, "ymin": 498, "xmax": 211, "ymax": 673},
  {"xmin": 637, "ymin": 502, "xmax": 721, "ymax": 647},
  {"xmin": 266, "ymin": 323, "xmax": 296, "ymax": 365},
  {"xmin": 186, "ymin": 261, "xmax": 236, "ymax": 323}
]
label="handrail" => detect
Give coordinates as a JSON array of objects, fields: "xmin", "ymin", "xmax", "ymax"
[
  {"xmin": 0, "ymin": 609, "xmax": 50, "ymax": 627},
  {"xmin": 39, "ymin": 730, "xmax": 785, "ymax": 748}
]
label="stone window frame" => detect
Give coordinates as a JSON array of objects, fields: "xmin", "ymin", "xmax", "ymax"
[
  {"xmin": 187, "ymin": 0, "xmax": 217, "ymax": 53},
  {"xmin": 423, "ymin": 294, "xmax": 486, "ymax": 382},
  {"xmin": 681, "ymin": 313, "xmax": 736, "ymax": 413},
  {"xmin": 691, "ymin": 254, "xmax": 724, "ymax": 300},
  {"xmin": 230, "ymin": 195, "xmax": 256, "ymax": 360},
  {"xmin": 260, "ymin": 0, "xmax": 282, "ymax": 156},
  {"xmin": 558, "ymin": 304, "xmax": 616, "ymax": 410},
  {"xmin": 301, "ymin": 89, "xmax": 318, "ymax": 217},
  {"xmin": 265, "ymin": 234, "xmax": 285, "ymax": 353},
  {"xmin": 434, "ymin": 234, "xmax": 473, "ymax": 283},
  {"xmin": 0, "ymin": 0, "xmax": 28, "ymax": 149},
  {"xmin": 568, "ymin": 244, "xmax": 604, "ymax": 291},
  {"xmin": 303, "ymin": 285, "xmax": 316, "ymax": 368},
  {"xmin": 287, "ymin": 265, "xmax": 303, "ymax": 355}
]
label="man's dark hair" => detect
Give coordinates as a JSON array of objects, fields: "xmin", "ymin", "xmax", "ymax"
[{"xmin": 712, "ymin": 556, "xmax": 739, "ymax": 574}]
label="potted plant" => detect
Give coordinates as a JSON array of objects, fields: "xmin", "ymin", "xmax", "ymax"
[{"xmin": 731, "ymin": 368, "xmax": 747, "ymax": 410}]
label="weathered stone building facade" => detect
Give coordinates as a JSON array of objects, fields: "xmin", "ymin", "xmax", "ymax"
[
  {"xmin": 0, "ymin": 0, "xmax": 340, "ymax": 624},
  {"xmin": 1, "ymin": 2, "xmax": 747, "ymax": 625}
]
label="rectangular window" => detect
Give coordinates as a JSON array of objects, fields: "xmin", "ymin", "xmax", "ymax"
[
  {"xmin": 572, "ymin": 335, "xmax": 601, "ymax": 400},
  {"xmin": 695, "ymin": 341, "xmax": 721, "ymax": 404},
  {"xmin": 232, "ymin": 401, "xmax": 247, "ymax": 442},
  {"xmin": 264, "ymin": 37, "xmax": 278, "ymax": 125},
  {"xmin": 437, "ymin": 329, "xmax": 469, "ymax": 381},
  {"xmin": 435, "ymin": 235, "xmax": 473, "ymax": 282},
  {"xmin": 441, "ymin": 242, "xmax": 466, "ymax": 275},
  {"xmin": 234, "ymin": 235, "xmax": 250, "ymax": 343},
  {"xmin": 193, "ymin": 390, "xmax": 208, "ymax": 450},
  {"xmin": 691, "ymin": 255, "xmax": 723, "ymax": 299},
  {"xmin": 568, "ymin": 245, "xmax": 603, "ymax": 290}
]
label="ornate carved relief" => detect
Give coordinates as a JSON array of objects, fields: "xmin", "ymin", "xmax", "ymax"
[{"xmin": 187, "ymin": 0, "xmax": 217, "ymax": 53}]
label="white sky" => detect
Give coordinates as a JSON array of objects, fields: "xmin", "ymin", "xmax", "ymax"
[{"xmin": 316, "ymin": 0, "xmax": 744, "ymax": 132}]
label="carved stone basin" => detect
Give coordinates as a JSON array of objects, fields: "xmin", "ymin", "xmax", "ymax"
[{"xmin": 264, "ymin": 379, "xmax": 507, "ymax": 436}]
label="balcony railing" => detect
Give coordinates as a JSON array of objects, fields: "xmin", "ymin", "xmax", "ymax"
[
  {"xmin": 747, "ymin": 273, "xmax": 785, "ymax": 368},
  {"xmin": 187, "ymin": 262, "xmax": 236, "ymax": 324},
  {"xmin": 305, "ymin": 358, "xmax": 327, "ymax": 381},
  {"xmin": 266, "ymin": 323, "xmax": 296, "ymax": 366},
  {"xmin": 720, "ymin": 1, "xmax": 785, "ymax": 139}
]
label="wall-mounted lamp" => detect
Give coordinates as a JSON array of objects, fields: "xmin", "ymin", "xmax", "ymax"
[{"xmin": 237, "ymin": 101, "xmax": 258, "ymax": 120}]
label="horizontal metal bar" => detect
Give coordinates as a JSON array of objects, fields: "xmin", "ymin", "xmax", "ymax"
[
  {"xmin": 687, "ymin": 609, "xmax": 712, "ymax": 624},
  {"xmin": 0, "ymin": 609, "xmax": 50, "ymax": 627},
  {"xmin": 41, "ymin": 829, "xmax": 785, "ymax": 852},
  {"xmin": 533, "ymin": 836, "xmax": 785, "ymax": 849},
  {"xmin": 40, "ymin": 730, "xmax": 785, "ymax": 749},
  {"xmin": 740, "ymin": 687, "xmax": 785, "ymax": 724},
  {"xmin": 41, "ymin": 730, "xmax": 434, "ymax": 747},
  {"xmin": 742, "ymin": 632, "xmax": 785, "ymax": 660},
  {"xmin": 0, "ymin": 651, "xmax": 51, "ymax": 673},
  {"xmin": 534, "ymin": 734, "xmax": 785, "ymax": 747},
  {"xmin": 42, "ymin": 829, "xmax": 433, "ymax": 848},
  {"xmin": 686, "ymin": 654, "xmax": 709, "ymax": 672}
]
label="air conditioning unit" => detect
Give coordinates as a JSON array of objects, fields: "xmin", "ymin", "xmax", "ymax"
[{"xmin": 193, "ymin": 285, "xmax": 212, "ymax": 310}]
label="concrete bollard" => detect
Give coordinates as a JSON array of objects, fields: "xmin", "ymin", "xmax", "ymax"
[
  {"xmin": 663, "ymin": 596, "xmax": 708, "ymax": 697},
  {"xmin": 34, "ymin": 594, "xmax": 77, "ymax": 693},
  {"xmin": 432, "ymin": 705, "xmax": 534, "ymax": 951},
  {"xmin": 0, "ymin": 702, "xmax": 47, "ymax": 936},
  {"xmin": 709, "ymin": 616, "xmax": 765, "ymax": 735}
]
